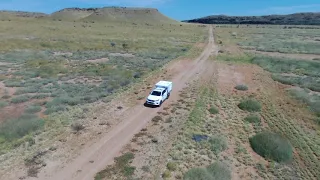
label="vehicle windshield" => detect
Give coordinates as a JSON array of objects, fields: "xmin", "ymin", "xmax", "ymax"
[{"xmin": 151, "ymin": 91, "xmax": 161, "ymax": 96}]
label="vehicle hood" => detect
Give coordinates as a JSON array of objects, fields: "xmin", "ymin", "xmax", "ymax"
[{"xmin": 147, "ymin": 95, "xmax": 161, "ymax": 101}]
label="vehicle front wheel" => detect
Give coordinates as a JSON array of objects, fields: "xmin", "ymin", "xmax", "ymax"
[{"xmin": 159, "ymin": 101, "xmax": 163, "ymax": 107}]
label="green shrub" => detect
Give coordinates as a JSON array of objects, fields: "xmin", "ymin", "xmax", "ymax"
[
  {"xmin": 95, "ymin": 152, "xmax": 136, "ymax": 180},
  {"xmin": 249, "ymin": 132, "xmax": 293, "ymax": 162},
  {"xmin": 252, "ymin": 56, "xmax": 320, "ymax": 77},
  {"xmin": 208, "ymin": 135, "xmax": 228, "ymax": 154},
  {"xmin": 206, "ymin": 162, "xmax": 231, "ymax": 180},
  {"xmin": 0, "ymin": 114, "xmax": 45, "ymax": 140},
  {"xmin": 167, "ymin": 162, "xmax": 178, "ymax": 171},
  {"xmin": 0, "ymin": 101, "xmax": 8, "ymax": 109},
  {"xmin": 238, "ymin": 99, "xmax": 262, "ymax": 112},
  {"xmin": 235, "ymin": 85, "xmax": 248, "ymax": 91},
  {"xmin": 115, "ymin": 152, "xmax": 134, "ymax": 166},
  {"xmin": 244, "ymin": 114, "xmax": 261, "ymax": 124},
  {"xmin": 208, "ymin": 106, "xmax": 219, "ymax": 114},
  {"xmin": 288, "ymin": 88, "xmax": 320, "ymax": 116},
  {"xmin": 32, "ymin": 93, "xmax": 50, "ymax": 99},
  {"xmin": 315, "ymin": 117, "xmax": 320, "ymax": 125},
  {"xmin": 14, "ymin": 87, "xmax": 39, "ymax": 95},
  {"xmin": 272, "ymin": 74, "xmax": 320, "ymax": 92},
  {"xmin": 4, "ymin": 80, "xmax": 24, "ymax": 87},
  {"xmin": 44, "ymin": 105, "xmax": 67, "ymax": 114},
  {"xmin": 183, "ymin": 168, "xmax": 212, "ymax": 180},
  {"xmin": 25, "ymin": 105, "xmax": 42, "ymax": 114},
  {"xmin": 11, "ymin": 95, "xmax": 30, "ymax": 104},
  {"xmin": 183, "ymin": 162, "xmax": 231, "ymax": 180},
  {"xmin": 163, "ymin": 170, "xmax": 171, "ymax": 178},
  {"xmin": 123, "ymin": 166, "xmax": 136, "ymax": 177}
]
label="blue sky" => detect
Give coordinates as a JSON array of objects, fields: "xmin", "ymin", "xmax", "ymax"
[{"xmin": 1, "ymin": 0, "xmax": 320, "ymax": 20}]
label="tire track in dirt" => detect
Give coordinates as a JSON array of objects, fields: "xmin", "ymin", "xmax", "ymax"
[{"xmin": 38, "ymin": 26, "xmax": 216, "ymax": 180}]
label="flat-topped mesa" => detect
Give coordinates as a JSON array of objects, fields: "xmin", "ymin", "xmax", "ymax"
[
  {"xmin": 0, "ymin": 7, "xmax": 177, "ymax": 23},
  {"xmin": 82, "ymin": 7, "xmax": 176, "ymax": 23}
]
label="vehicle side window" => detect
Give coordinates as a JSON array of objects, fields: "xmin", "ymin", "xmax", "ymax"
[{"xmin": 163, "ymin": 90, "xmax": 167, "ymax": 94}]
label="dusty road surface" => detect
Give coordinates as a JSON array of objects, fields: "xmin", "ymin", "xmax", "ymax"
[{"xmin": 37, "ymin": 26, "xmax": 217, "ymax": 180}]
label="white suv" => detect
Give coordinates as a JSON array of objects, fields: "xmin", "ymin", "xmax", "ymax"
[{"xmin": 146, "ymin": 81, "xmax": 172, "ymax": 107}]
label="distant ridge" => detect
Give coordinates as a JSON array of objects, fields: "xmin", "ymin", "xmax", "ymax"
[
  {"xmin": 0, "ymin": 7, "xmax": 178, "ymax": 24},
  {"xmin": 184, "ymin": 12, "xmax": 320, "ymax": 25},
  {"xmin": 0, "ymin": 10, "xmax": 47, "ymax": 20},
  {"xmin": 47, "ymin": 7, "xmax": 177, "ymax": 23}
]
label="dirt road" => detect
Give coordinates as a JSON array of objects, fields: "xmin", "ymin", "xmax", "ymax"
[{"xmin": 39, "ymin": 26, "xmax": 217, "ymax": 180}]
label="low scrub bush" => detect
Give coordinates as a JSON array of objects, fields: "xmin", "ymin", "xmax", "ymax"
[
  {"xmin": 44, "ymin": 105, "xmax": 67, "ymax": 115},
  {"xmin": 0, "ymin": 101, "xmax": 8, "ymax": 109},
  {"xmin": 167, "ymin": 162, "xmax": 178, "ymax": 171},
  {"xmin": 208, "ymin": 106, "xmax": 219, "ymax": 114},
  {"xmin": 252, "ymin": 56, "xmax": 320, "ymax": 77},
  {"xmin": 162, "ymin": 170, "xmax": 171, "ymax": 178},
  {"xmin": 235, "ymin": 84, "xmax": 248, "ymax": 91},
  {"xmin": 216, "ymin": 54, "xmax": 254, "ymax": 63},
  {"xmin": 288, "ymin": 88, "xmax": 320, "ymax": 116},
  {"xmin": 11, "ymin": 95, "xmax": 31, "ymax": 104},
  {"xmin": 95, "ymin": 152, "xmax": 135, "ymax": 180},
  {"xmin": 183, "ymin": 168, "xmax": 212, "ymax": 180},
  {"xmin": 71, "ymin": 122, "xmax": 85, "ymax": 132},
  {"xmin": 249, "ymin": 132, "xmax": 293, "ymax": 162},
  {"xmin": 32, "ymin": 93, "xmax": 50, "ymax": 99},
  {"xmin": 208, "ymin": 135, "xmax": 228, "ymax": 154},
  {"xmin": 14, "ymin": 87, "xmax": 40, "ymax": 95},
  {"xmin": 244, "ymin": 114, "xmax": 261, "ymax": 124},
  {"xmin": 0, "ymin": 114, "xmax": 45, "ymax": 140},
  {"xmin": 315, "ymin": 117, "xmax": 320, "ymax": 125},
  {"xmin": 206, "ymin": 162, "xmax": 231, "ymax": 180},
  {"xmin": 25, "ymin": 105, "xmax": 42, "ymax": 114},
  {"xmin": 4, "ymin": 80, "xmax": 24, "ymax": 87},
  {"xmin": 238, "ymin": 99, "xmax": 262, "ymax": 112},
  {"xmin": 272, "ymin": 74, "xmax": 320, "ymax": 92},
  {"xmin": 184, "ymin": 162, "xmax": 231, "ymax": 180}
]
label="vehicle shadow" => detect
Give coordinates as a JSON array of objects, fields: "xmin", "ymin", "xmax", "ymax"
[{"xmin": 143, "ymin": 103, "xmax": 158, "ymax": 108}]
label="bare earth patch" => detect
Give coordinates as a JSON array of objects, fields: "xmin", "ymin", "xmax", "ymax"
[
  {"xmin": 108, "ymin": 53, "xmax": 135, "ymax": 58},
  {"xmin": 53, "ymin": 52, "xmax": 73, "ymax": 56},
  {"xmin": 86, "ymin": 58, "xmax": 109, "ymax": 63}
]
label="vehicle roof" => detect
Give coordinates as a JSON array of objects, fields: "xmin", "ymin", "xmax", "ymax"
[
  {"xmin": 156, "ymin": 81, "xmax": 172, "ymax": 87},
  {"xmin": 153, "ymin": 87, "xmax": 165, "ymax": 92}
]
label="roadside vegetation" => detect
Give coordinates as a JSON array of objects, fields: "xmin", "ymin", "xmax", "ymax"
[
  {"xmin": 95, "ymin": 152, "xmax": 136, "ymax": 180},
  {"xmin": 213, "ymin": 24, "xmax": 320, "ymax": 179},
  {"xmin": 184, "ymin": 162, "xmax": 231, "ymax": 180},
  {"xmin": 0, "ymin": 14, "xmax": 207, "ymax": 154},
  {"xmin": 238, "ymin": 99, "xmax": 262, "ymax": 112}
]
